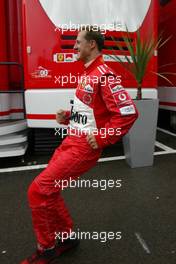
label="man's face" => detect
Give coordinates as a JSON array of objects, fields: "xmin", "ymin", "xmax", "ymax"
[{"xmin": 74, "ymin": 31, "xmax": 94, "ymax": 62}]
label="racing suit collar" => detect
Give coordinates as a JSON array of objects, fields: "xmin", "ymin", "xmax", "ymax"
[{"xmin": 84, "ymin": 55, "xmax": 104, "ymax": 74}]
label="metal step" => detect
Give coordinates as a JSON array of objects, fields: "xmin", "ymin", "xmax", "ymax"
[
  {"xmin": 0, "ymin": 120, "xmax": 28, "ymax": 157},
  {"xmin": 0, "ymin": 143, "xmax": 28, "ymax": 158},
  {"xmin": 0, "ymin": 120, "xmax": 27, "ymax": 136},
  {"xmin": 0, "ymin": 131, "xmax": 27, "ymax": 146}
]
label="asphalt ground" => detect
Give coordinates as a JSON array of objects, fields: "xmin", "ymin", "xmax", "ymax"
[{"xmin": 0, "ymin": 129, "xmax": 176, "ymax": 264}]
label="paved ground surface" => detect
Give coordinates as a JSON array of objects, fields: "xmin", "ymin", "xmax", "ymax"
[{"xmin": 0, "ymin": 129, "xmax": 176, "ymax": 264}]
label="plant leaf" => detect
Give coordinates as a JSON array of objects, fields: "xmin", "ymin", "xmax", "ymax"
[
  {"xmin": 111, "ymin": 25, "xmax": 173, "ymax": 97},
  {"xmin": 152, "ymin": 71, "xmax": 176, "ymax": 86}
]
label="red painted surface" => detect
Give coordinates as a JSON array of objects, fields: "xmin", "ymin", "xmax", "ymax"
[
  {"xmin": 158, "ymin": 0, "xmax": 176, "ymax": 86},
  {"xmin": 0, "ymin": 109, "xmax": 24, "ymax": 116},
  {"xmin": 0, "ymin": 0, "xmax": 9, "ymax": 90},
  {"xmin": 21, "ymin": 0, "xmax": 158, "ymax": 89},
  {"xmin": 1, "ymin": 0, "xmax": 158, "ymax": 92},
  {"xmin": 159, "ymin": 102, "xmax": 176, "ymax": 107},
  {"xmin": 6, "ymin": 0, "xmax": 23, "ymax": 90},
  {"xmin": 26, "ymin": 114, "xmax": 56, "ymax": 120},
  {"xmin": 0, "ymin": 0, "xmax": 23, "ymax": 91},
  {"xmin": 0, "ymin": 0, "xmax": 161, "ymax": 123}
]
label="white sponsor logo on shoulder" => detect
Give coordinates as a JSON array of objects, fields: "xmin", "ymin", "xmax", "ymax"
[
  {"xmin": 110, "ymin": 85, "xmax": 123, "ymax": 94},
  {"xmin": 118, "ymin": 93, "xmax": 127, "ymax": 101},
  {"xmin": 84, "ymin": 84, "xmax": 94, "ymax": 93},
  {"xmin": 119, "ymin": 105, "xmax": 136, "ymax": 115}
]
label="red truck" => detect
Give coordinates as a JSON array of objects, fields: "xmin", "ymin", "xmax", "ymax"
[{"xmin": 1, "ymin": 0, "xmax": 175, "ymax": 156}]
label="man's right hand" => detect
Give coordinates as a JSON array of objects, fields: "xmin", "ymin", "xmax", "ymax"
[{"xmin": 56, "ymin": 109, "xmax": 67, "ymax": 124}]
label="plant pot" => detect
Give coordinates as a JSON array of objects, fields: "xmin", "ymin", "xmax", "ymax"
[{"xmin": 122, "ymin": 99, "xmax": 159, "ymax": 168}]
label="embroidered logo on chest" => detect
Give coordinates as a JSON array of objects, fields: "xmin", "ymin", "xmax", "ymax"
[{"xmin": 70, "ymin": 105, "xmax": 88, "ymax": 125}]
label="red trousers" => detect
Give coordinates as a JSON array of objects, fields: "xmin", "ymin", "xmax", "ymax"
[{"xmin": 28, "ymin": 135, "xmax": 102, "ymax": 249}]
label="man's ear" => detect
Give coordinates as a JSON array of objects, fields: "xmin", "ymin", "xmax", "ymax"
[{"xmin": 89, "ymin": 39, "xmax": 96, "ymax": 49}]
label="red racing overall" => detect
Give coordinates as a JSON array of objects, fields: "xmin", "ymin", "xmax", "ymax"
[{"xmin": 28, "ymin": 55, "xmax": 138, "ymax": 249}]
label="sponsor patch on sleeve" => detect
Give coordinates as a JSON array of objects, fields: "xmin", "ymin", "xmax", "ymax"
[
  {"xmin": 84, "ymin": 84, "xmax": 94, "ymax": 93},
  {"xmin": 109, "ymin": 83, "xmax": 123, "ymax": 94},
  {"xmin": 113, "ymin": 91, "xmax": 132, "ymax": 106},
  {"xmin": 119, "ymin": 105, "xmax": 136, "ymax": 115}
]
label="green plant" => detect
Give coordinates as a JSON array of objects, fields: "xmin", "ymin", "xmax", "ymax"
[{"xmin": 111, "ymin": 27, "xmax": 173, "ymax": 100}]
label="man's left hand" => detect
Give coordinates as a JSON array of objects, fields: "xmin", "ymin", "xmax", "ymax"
[{"xmin": 86, "ymin": 134, "xmax": 99, "ymax": 149}]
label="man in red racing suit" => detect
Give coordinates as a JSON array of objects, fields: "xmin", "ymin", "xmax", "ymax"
[{"xmin": 21, "ymin": 27, "xmax": 138, "ymax": 263}]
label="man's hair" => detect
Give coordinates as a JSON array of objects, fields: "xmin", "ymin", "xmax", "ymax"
[{"xmin": 80, "ymin": 25, "xmax": 104, "ymax": 51}]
